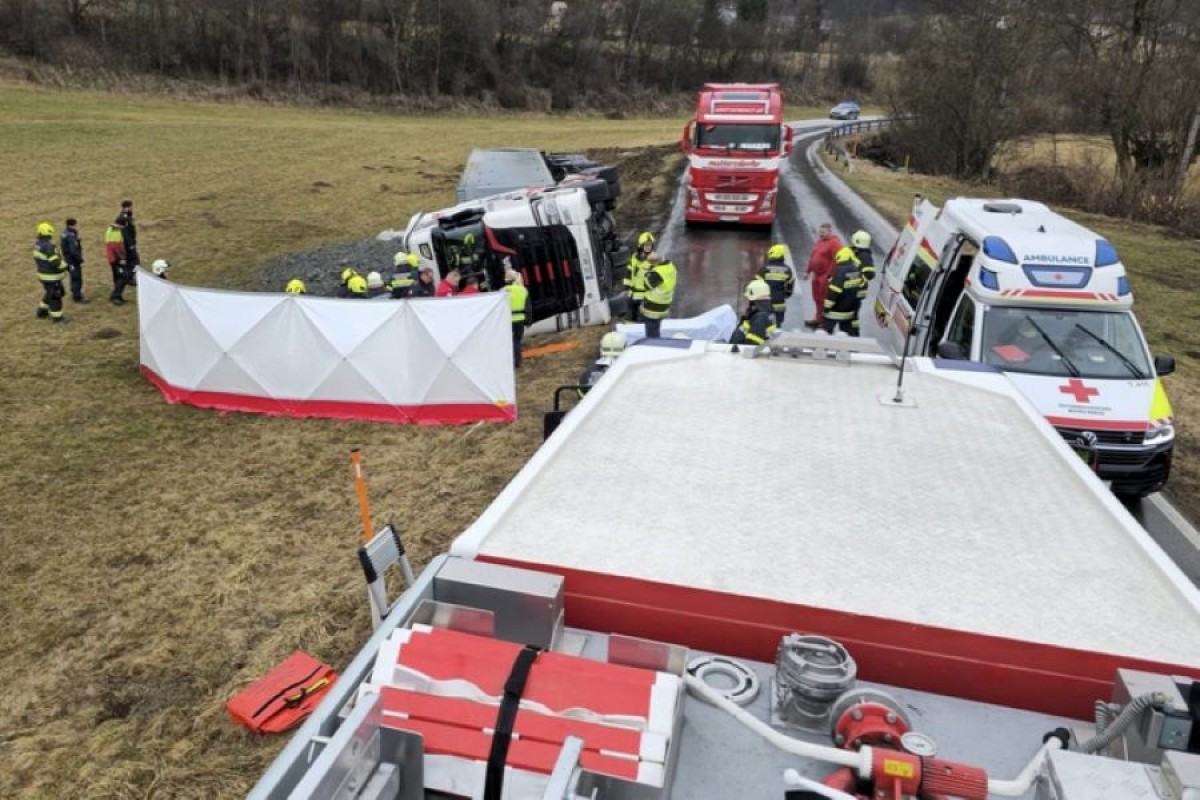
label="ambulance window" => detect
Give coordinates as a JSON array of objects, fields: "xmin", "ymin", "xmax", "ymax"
[
  {"xmin": 902, "ymin": 261, "xmax": 932, "ymax": 307},
  {"xmin": 944, "ymin": 295, "xmax": 976, "ymax": 353}
]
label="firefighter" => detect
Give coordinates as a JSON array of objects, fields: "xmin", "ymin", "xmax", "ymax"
[
  {"xmin": 61, "ymin": 217, "xmax": 85, "ymax": 303},
  {"xmin": 285, "ymin": 279, "xmax": 307, "ymax": 295},
  {"xmin": 365, "ymin": 271, "xmax": 388, "ymax": 298},
  {"xmin": 33, "ymin": 221, "xmax": 69, "ymax": 323},
  {"xmin": 578, "ymin": 331, "xmax": 627, "ymax": 396},
  {"xmin": 729, "ymin": 278, "xmax": 777, "ymax": 346},
  {"xmin": 346, "ymin": 273, "xmax": 369, "ymax": 298},
  {"xmin": 822, "ymin": 247, "xmax": 867, "ymax": 337},
  {"xmin": 337, "ymin": 266, "xmax": 360, "ymax": 298},
  {"xmin": 640, "ymin": 251, "xmax": 677, "ymax": 340},
  {"xmin": 505, "ymin": 270, "xmax": 531, "ymax": 368},
  {"xmin": 802, "ymin": 222, "xmax": 843, "ymax": 329},
  {"xmin": 624, "ymin": 231, "xmax": 655, "ymax": 321},
  {"xmin": 850, "ymin": 230, "xmax": 876, "ymax": 301},
  {"xmin": 151, "ymin": 258, "xmax": 172, "ymax": 279},
  {"xmin": 117, "ymin": 199, "xmax": 140, "ymax": 276},
  {"xmin": 389, "ymin": 251, "xmax": 419, "ymax": 298},
  {"xmin": 105, "ymin": 218, "xmax": 131, "ymax": 305},
  {"xmin": 761, "ymin": 243, "xmax": 795, "ymax": 327}
]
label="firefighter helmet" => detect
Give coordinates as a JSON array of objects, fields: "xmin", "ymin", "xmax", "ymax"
[
  {"xmin": 600, "ymin": 331, "xmax": 627, "ymax": 357},
  {"xmin": 851, "ymin": 230, "xmax": 872, "ymax": 249},
  {"xmin": 393, "ymin": 251, "xmax": 419, "ymax": 268},
  {"xmin": 347, "ymin": 274, "xmax": 368, "ymax": 295},
  {"xmin": 767, "ymin": 243, "xmax": 788, "ymax": 262},
  {"xmin": 36, "ymin": 221, "xmax": 55, "ymax": 238},
  {"xmin": 637, "ymin": 231, "xmax": 656, "ymax": 249},
  {"xmin": 834, "ymin": 247, "xmax": 857, "ymax": 264},
  {"xmin": 285, "ymin": 279, "xmax": 307, "ymax": 294},
  {"xmin": 151, "ymin": 258, "xmax": 171, "ymax": 276},
  {"xmin": 340, "ymin": 266, "xmax": 359, "ymax": 284},
  {"xmin": 504, "ymin": 270, "xmax": 522, "ymax": 285},
  {"xmin": 745, "ymin": 278, "xmax": 771, "ymax": 302},
  {"xmin": 366, "ymin": 271, "xmax": 384, "ymax": 289}
]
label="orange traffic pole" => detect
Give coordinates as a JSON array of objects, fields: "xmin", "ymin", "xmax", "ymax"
[{"xmin": 350, "ymin": 449, "xmax": 374, "ymax": 544}]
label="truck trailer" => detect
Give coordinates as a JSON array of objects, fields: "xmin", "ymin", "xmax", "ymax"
[
  {"xmin": 681, "ymin": 83, "xmax": 793, "ymax": 225},
  {"xmin": 249, "ymin": 333, "xmax": 1200, "ymax": 800}
]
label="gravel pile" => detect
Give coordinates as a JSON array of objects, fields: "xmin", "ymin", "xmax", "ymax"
[{"xmin": 256, "ymin": 234, "xmax": 404, "ymax": 295}]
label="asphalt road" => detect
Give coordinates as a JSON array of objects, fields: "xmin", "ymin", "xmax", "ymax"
[{"xmin": 655, "ymin": 121, "xmax": 1200, "ymax": 589}]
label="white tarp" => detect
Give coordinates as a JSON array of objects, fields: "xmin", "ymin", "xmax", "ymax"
[
  {"xmin": 136, "ymin": 269, "xmax": 516, "ymax": 424},
  {"xmin": 615, "ymin": 304, "xmax": 739, "ymax": 344}
]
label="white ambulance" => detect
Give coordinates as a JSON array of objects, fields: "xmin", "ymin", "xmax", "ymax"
[{"xmin": 875, "ymin": 198, "xmax": 1176, "ymax": 500}]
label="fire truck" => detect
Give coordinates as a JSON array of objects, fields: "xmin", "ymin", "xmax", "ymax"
[{"xmin": 681, "ymin": 83, "xmax": 793, "ymax": 225}]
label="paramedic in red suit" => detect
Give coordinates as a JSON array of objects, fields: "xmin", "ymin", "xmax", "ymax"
[{"xmin": 802, "ymin": 222, "xmax": 843, "ymax": 329}]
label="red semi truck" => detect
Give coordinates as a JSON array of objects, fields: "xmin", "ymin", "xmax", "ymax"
[{"xmin": 681, "ymin": 82, "xmax": 792, "ymax": 225}]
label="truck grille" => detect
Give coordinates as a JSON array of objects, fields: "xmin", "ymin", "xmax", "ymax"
[
  {"xmin": 716, "ymin": 175, "xmax": 752, "ymax": 189},
  {"xmin": 1056, "ymin": 427, "xmax": 1145, "ymax": 447}
]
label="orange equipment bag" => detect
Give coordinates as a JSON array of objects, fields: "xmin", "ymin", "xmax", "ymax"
[{"xmin": 227, "ymin": 651, "xmax": 337, "ymax": 734}]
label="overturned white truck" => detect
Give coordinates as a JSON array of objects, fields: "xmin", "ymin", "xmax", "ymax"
[{"xmin": 398, "ymin": 149, "xmax": 628, "ymax": 333}]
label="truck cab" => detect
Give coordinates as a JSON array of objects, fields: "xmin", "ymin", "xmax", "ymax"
[
  {"xmin": 875, "ymin": 198, "xmax": 1176, "ymax": 499},
  {"xmin": 681, "ymin": 83, "xmax": 792, "ymax": 225}
]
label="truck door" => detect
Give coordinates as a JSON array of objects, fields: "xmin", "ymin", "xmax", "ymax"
[{"xmin": 875, "ymin": 200, "xmax": 944, "ymax": 361}]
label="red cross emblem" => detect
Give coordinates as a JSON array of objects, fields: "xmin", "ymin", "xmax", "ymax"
[{"xmin": 1059, "ymin": 378, "xmax": 1099, "ymax": 403}]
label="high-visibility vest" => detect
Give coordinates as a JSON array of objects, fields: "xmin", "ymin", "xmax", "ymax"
[
  {"xmin": 641, "ymin": 262, "xmax": 677, "ymax": 319},
  {"xmin": 506, "ymin": 283, "xmax": 530, "ymax": 323},
  {"xmin": 104, "ymin": 225, "xmax": 125, "ymax": 266},
  {"xmin": 625, "ymin": 254, "xmax": 651, "ymax": 299}
]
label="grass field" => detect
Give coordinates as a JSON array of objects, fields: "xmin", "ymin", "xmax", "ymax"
[
  {"xmin": 821, "ymin": 151, "xmax": 1200, "ymax": 523},
  {"xmin": 0, "ymin": 82, "xmax": 685, "ymax": 799}
]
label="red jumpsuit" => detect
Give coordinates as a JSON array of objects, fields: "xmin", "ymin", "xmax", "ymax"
[{"xmin": 805, "ymin": 235, "xmax": 843, "ymax": 323}]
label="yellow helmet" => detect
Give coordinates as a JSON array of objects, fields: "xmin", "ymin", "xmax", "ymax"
[
  {"xmin": 600, "ymin": 331, "xmax": 627, "ymax": 357},
  {"xmin": 834, "ymin": 246, "xmax": 857, "ymax": 265},
  {"xmin": 340, "ymin": 266, "xmax": 359, "ymax": 284},
  {"xmin": 767, "ymin": 243, "xmax": 788, "ymax": 262},
  {"xmin": 394, "ymin": 251, "xmax": 419, "ymax": 268},
  {"xmin": 637, "ymin": 231, "xmax": 656, "ymax": 248},
  {"xmin": 347, "ymin": 274, "xmax": 368, "ymax": 295},
  {"xmin": 851, "ymin": 230, "xmax": 872, "ymax": 249},
  {"xmin": 745, "ymin": 278, "xmax": 771, "ymax": 302},
  {"xmin": 286, "ymin": 279, "xmax": 307, "ymax": 294},
  {"xmin": 36, "ymin": 221, "xmax": 55, "ymax": 238}
]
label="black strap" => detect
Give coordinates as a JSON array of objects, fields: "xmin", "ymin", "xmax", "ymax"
[{"xmin": 483, "ymin": 645, "xmax": 541, "ymax": 800}]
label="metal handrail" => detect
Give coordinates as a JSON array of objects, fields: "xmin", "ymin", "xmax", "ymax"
[{"xmin": 821, "ymin": 116, "xmax": 913, "ymax": 172}]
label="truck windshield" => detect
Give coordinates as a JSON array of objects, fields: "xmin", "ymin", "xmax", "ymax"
[
  {"xmin": 981, "ymin": 307, "xmax": 1151, "ymax": 379},
  {"xmin": 695, "ymin": 123, "xmax": 780, "ymax": 152}
]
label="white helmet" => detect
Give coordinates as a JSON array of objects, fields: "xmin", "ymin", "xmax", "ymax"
[
  {"xmin": 744, "ymin": 278, "xmax": 771, "ymax": 302},
  {"xmin": 151, "ymin": 258, "xmax": 171, "ymax": 276},
  {"xmin": 851, "ymin": 230, "xmax": 872, "ymax": 249},
  {"xmin": 600, "ymin": 331, "xmax": 627, "ymax": 358},
  {"xmin": 366, "ymin": 271, "xmax": 384, "ymax": 289}
]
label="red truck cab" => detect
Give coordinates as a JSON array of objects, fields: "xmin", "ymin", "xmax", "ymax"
[{"xmin": 682, "ymin": 83, "xmax": 792, "ymax": 225}]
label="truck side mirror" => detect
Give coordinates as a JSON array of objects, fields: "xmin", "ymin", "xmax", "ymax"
[
  {"xmin": 783, "ymin": 124, "xmax": 793, "ymax": 155},
  {"xmin": 1154, "ymin": 354, "xmax": 1176, "ymax": 376},
  {"xmin": 936, "ymin": 341, "xmax": 968, "ymax": 360},
  {"xmin": 681, "ymin": 122, "xmax": 693, "ymax": 154}
]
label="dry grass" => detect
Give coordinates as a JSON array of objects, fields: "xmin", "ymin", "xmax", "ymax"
[
  {"xmin": 994, "ymin": 133, "xmax": 1200, "ymax": 195},
  {"xmin": 823, "ymin": 153, "xmax": 1200, "ymax": 522},
  {"xmin": 0, "ymin": 82, "xmax": 680, "ymax": 799}
]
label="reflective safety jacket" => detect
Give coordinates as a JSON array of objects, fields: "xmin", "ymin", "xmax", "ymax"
[
  {"xmin": 506, "ymin": 283, "xmax": 531, "ymax": 324},
  {"xmin": 33, "ymin": 237, "xmax": 66, "ymax": 281},
  {"xmin": 624, "ymin": 252, "xmax": 651, "ymax": 300},
  {"xmin": 104, "ymin": 225, "xmax": 126, "ymax": 266},
  {"xmin": 824, "ymin": 260, "xmax": 868, "ymax": 320},
  {"xmin": 389, "ymin": 266, "xmax": 416, "ymax": 298},
  {"xmin": 852, "ymin": 246, "xmax": 875, "ymax": 299},
  {"xmin": 730, "ymin": 302, "xmax": 778, "ymax": 346},
  {"xmin": 641, "ymin": 261, "xmax": 677, "ymax": 319},
  {"xmin": 761, "ymin": 259, "xmax": 795, "ymax": 311}
]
